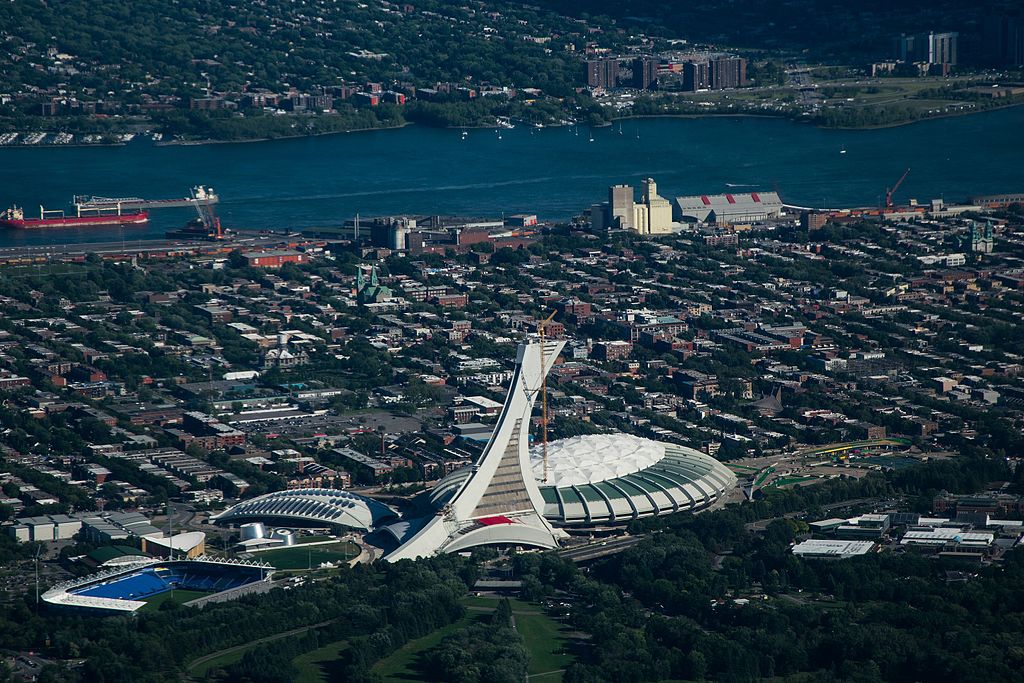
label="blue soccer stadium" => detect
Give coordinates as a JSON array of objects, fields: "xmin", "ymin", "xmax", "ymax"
[{"xmin": 43, "ymin": 557, "xmax": 273, "ymax": 614}]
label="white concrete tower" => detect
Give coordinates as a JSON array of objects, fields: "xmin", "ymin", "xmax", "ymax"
[{"xmin": 385, "ymin": 337, "xmax": 566, "ymax": 561}]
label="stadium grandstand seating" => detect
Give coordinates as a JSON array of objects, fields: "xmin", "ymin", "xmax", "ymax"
[{"xmin": 72, "ymin": 562, "xmax": 264, "ymax": 601}]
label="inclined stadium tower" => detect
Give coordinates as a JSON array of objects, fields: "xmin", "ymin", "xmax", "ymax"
[{"xmin": 383, "ymin": 337, "xmax": 736, "ymax": 561}]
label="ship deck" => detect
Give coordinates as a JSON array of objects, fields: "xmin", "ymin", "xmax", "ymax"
[{"xmin": 73, "ymin": 197, "xmax": 219, "ymax": 210}]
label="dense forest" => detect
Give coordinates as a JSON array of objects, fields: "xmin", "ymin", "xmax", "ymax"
[
  {"xmin": 531, "ymin": 0, "xmax": 1015, "ymax": 64},
  {"xmin": 553, "ymin": 527, "xmax": 1024, "ymax": 682},
  {"xmin": 0, "ymin": 1, "xmax": 586, "ymax": 96},
  {"xmin": 1, "ymin": 0, "xmax": 1018, "ymax": 138},
  {"xmin": 0, "ymin": 0, "xmax": 593, "ymax": 135}
]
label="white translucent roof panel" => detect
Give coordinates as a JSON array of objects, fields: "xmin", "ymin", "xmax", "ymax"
[{"xmin": 530, "ymin": 434, "xmax": 666, "ymax": 487}]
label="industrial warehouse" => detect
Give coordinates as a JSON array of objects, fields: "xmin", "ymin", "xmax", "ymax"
[
  {"xmin": 589, "ymin": 179, "xmax": 786, "ymax": 231},
  {"xmin": 673, "ymin": 191, "xmax": 784, "ymax": 224}
]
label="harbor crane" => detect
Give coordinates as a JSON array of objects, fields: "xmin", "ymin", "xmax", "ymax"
[
  {"xmin": 191, "ymin": 185, "xmax": 223, "ymax": 238},
  {"xmin": 885, "ymin": 168, "xmax": 911, "ymax": 208}
]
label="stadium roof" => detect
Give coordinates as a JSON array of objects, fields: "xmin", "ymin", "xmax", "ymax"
[
  {"xmin": 211, "ymin": 488, "xmax": 397, "ymax": 531},
  {"xmin": 431, "ymin": 436, "xmax": 736, "ymax": 527},
  {"xmin": 530, "ymin": 434, "xmax": 666, "ymax": 487},
  {"xmin": 142, "ymin": 531, "xmax": 206, "ymax": 553},
  {"xmin": 87, "ymin": 545, "xmax": 147, "ymax": 566}
]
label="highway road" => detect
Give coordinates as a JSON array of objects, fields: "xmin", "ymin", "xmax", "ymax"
[
  {"xmin": 0, "ymin": 231, "xmax": 302, "ymax": 262},
  {"xmin": 558, "ymin": 535, "xmax": 643, "ymax": 563}
]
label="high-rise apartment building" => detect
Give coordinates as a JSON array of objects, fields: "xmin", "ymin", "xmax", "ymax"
[
  {"xmin": 586, "ymin": 57, "xmax": 620, "ymax": 89},
  {"xmin": 709, "ymin": 56, "xmax": 747, "ymax": 89},
  {"xmin": 929, "ymin": 32, "xmax": 958, "ymax": 65},
  {"xmin": 986, "ymin": 14, "xmax": 1024, "ymax": 66},
  {"xmin": 633, "ymin": 56, "xmax": 658, "ymax": 90},
  {"xmin": 894, "ymin": 32, "xmax": 958, "ymax": 65},
  {"xmin": 683, "ymin": 61, "xmax": 709, "ymax": 91}
]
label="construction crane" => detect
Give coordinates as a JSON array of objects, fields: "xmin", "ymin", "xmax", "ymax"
[
  {"xmin": 191, "ymin": 185, "xmax": 224, "ymax": 238},
  {"xmin": 537, "ymin": 310, "xmax": 557, "ymax": 485},
  {"xmin": 885, "ymin": 168, "xmax": 911, "ymax": 209}
]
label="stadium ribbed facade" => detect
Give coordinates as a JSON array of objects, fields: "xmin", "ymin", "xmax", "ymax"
[
  {"xmin": 431, "ymin": 434, "xmax": 736, "ymax": 526},
  {"xmin": 211, "ymin": 488, "xmax": 396, "ymax": 531}
]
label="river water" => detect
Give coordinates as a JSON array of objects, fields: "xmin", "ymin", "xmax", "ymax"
[{"xmin": 0, "ymin": 106, "xmax": 1021, "ymax": 247}]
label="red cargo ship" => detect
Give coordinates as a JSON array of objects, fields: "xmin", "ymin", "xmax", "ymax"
[{"xmin": 0, "ymin": 205, "xmax": 149, "ymax": 229}]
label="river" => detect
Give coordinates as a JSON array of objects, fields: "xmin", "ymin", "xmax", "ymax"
[{"xmin": 0, "ymin": 107, "xmax": 1021, "ymax": 247}]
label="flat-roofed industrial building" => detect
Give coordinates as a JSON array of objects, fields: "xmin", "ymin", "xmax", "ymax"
[
  {"xmin": 792, "ymin": 539, "xmax": 876, "ymax": 559},
  {"xmin": 674, "ymin": 191, "xmax": 783, "ymax": 224}
]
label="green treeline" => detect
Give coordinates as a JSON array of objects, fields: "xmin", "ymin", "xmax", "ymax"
[
  {"xmin": 0, "ymin": 556, "xmax": 473, "ymax": 682},
  {"xmin": 151, "ymin": 105, "xmax": 406, "ymax": 141},
  {"xmin": 0, "ymin": 0, "xmax": 593, "ymax": 136},
  {"xmin": 421, "ymin": 598, "xmax": 529, "ymax": 683},
  {"xmin": 511, "ymin": 455, "xmax": 1024, "ymax": 683}
]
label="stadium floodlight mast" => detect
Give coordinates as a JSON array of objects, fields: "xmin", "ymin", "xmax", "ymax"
[
  {"xmin": 34, "ymin": 544, "xmax": 42, "ymax": 610},
  {"xmin": 166, "ymin": 497, "xmax": 175, "ymax": 562}
]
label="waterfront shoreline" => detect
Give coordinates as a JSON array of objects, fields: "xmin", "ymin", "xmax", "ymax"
[
  {"xmin": 612, "ymin": 101, "xmax": 1024, "ymax": 131},
  {"xmin": 0, "ymin": 141, "xmax": 127, "ymax": 150},
  {"xmin": 1, "ymin": 101, "xmax": 1019, "ymax": 148},
  {"xmin": 824, "ymin": 101, "xmax": 1024, "ymax": 130},
  {"xmin": 154, "ymin": 121, "xmax": 413, "ymax": 146},
  {"xmin": 612, "ymin": 112, "xmax": 789, "ymax": 124}
]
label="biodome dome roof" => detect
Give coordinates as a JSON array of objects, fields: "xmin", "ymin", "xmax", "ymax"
[{"xmin": 211, "ymin": 488, "xmax": 396, "ymax": 531}]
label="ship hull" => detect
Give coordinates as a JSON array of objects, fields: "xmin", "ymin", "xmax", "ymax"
[{"xmin": 0, "ymin": 213, "xmax": 149, "ymax": 229}]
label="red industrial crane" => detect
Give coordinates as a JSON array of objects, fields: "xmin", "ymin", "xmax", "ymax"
[
  {"xmin": 190, "ymin": 186, "xmax": 224, "ymax": 239},
  {"xmin": 885, "ymin": 168, "xmax": 911, "ymax": 209}
]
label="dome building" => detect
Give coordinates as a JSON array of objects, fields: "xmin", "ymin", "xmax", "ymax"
[
  {"xmin": 212, "ymin": 488, "xmax": 396, "ymax": 532},
  {"xmin": 430, "ymin": 434, "xmax": 735, "ymax": 527}
]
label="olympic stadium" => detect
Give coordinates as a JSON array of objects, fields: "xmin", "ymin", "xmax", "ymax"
[
  {"xmin": 209, "ymin": 340, "xmax": 738, "ymax": 561},
  {"xmin": 42, "ymin": 557, "xmax": 272, "ymax": 614},
  {"xmin": 383, "ymin": 340, "xmax": 739, "ymax": 561},
  {"xmin": 424, "ymin": 434, "xmax": 735, "ymax": 527}
]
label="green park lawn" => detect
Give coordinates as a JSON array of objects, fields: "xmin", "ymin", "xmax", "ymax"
[
  {"xmin": 516, "ymin": 611, "xmax": 574, "ymax": 679},
  {"xmin": 189, "ymin": 646, "xmax": 252, "ymax": 678},
  {"xmin": 371, "ymin": 614, "xmax": 476, "ymax": 682},
  {"xmin": 289, "ymin": 594, "xmax": 578, "ymax": 682},
  {"xmin": 293, "ymin": 639, "xmax": 351, "ymax": 683},
  {"xmin": 256, "ymin": 541, "xmax": 359, "ymax": 570}
]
